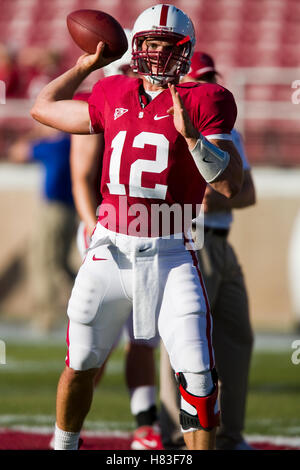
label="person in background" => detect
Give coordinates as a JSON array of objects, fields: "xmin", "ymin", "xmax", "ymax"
[
  {"xmin": 159, "ymin": 51, "xmax": 256, "ymax": 451},
  {"xmin": 8, "ymin": 124, "xmax": 77, "ymax": 331},
  {"xmin": 0, "ymin": 43, "xmax": 21, "ymax": 97},
  {"xmin": 15, "ymin": 46, "xmax": 62, "ymax": 99}
]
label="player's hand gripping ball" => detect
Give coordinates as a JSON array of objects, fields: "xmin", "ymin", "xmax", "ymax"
[{"xmin": 67, "ymin": 9, "xmax": 128, "ymax": 60}]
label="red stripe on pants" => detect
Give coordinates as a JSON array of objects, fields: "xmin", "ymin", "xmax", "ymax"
[
  {"xmin": 65, "ymin": 321, "xmax": 70, "ymax": 367},
  {"xmin": 189, "ymin": 249, "xmax": 214, "ymax": 370}
]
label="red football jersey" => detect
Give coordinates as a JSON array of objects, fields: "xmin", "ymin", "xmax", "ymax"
[
  {"xmin": 88, "ymin": 76, "xmax": 237, "ymax": 237},
  {"xmin": 73, "ymin": 91, "xmax": 91, "ymax": 101}
]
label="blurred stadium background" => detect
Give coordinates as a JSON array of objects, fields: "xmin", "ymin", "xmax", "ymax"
[{"xmin": 0, "ymin": 0, "xmax": 300, "ymax": 449}]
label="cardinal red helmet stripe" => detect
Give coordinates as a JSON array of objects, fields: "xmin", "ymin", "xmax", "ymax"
[
  {"xmin": 159, "ymin": 4, "xmax": 169, "ymax": 26},
  {"xmin": 176, "ymin": 35, "xmax": 191, "ymax": 46}
]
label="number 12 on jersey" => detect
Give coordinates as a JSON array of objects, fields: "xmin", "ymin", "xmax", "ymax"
[{"xmin": 107, "ymin": 131, "xmax": 169, "ymax": 200}]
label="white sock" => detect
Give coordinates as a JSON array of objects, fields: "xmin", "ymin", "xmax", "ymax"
[
  {"xmin": 54, "ymin": 424, "xmax": 81, "ymax": 450},
  {"xmin": 183, "ymin": 371, "xmax": 214, "ymax": 397},
  {"xmin": 129, "ymin": 385, "xmax": 156, "ymax": 416}
]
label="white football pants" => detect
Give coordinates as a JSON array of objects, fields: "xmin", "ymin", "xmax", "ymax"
[
  {"xmin": 66, "ymin": 223, "xmax": 214, "ymax": 374},
  {"xmin": 76, "ymin": 221, "xmax": 160, "ymax": 349}
]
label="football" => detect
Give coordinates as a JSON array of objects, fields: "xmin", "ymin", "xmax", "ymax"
[{"xmin": 66, "ymin": 9, "xmax": 128, "ymax": 59}]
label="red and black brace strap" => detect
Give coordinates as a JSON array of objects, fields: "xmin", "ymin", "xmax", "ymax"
[
  {"xmin": 176, "ymin": 35, "xmax": 191, "ymax": 46},
  {"xmin": 176, "ymin": 369, "xmax": 220, "ymax": 431}
]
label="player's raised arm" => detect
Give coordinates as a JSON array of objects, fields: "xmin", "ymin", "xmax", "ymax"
[
  {"xmin": 31, "ymin": 42, "xmax": 110, "ymax": 134},
  {"xmin": 168, "ymin": 83, "xmax": 243, "ymax": 199}
]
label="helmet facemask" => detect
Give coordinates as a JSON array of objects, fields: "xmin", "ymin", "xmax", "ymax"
[{"xmin": 131, "ymin": 31, "xmax": 193, "ymax": 85}]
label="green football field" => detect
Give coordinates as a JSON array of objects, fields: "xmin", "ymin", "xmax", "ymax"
[{"xmin": 0, "ymin": 339, "xmax": 300, "ymax": 437}]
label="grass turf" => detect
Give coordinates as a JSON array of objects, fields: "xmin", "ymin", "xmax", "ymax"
[{"xmin": 0, "ymin": 341, "xmax": 300, "ymax": 436}]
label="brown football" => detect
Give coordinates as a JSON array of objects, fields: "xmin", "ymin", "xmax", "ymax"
[{"xmin": 66, "ymin": 9, "xmax": 128, "ymax": 59}]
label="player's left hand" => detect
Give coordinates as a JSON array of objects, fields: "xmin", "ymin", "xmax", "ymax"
[{"xmin": 167, "ymin": 83, "xmax": 199, "ymax": 146}]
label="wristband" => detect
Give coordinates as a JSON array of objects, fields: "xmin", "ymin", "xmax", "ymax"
[{"xmin": 190, "ymin": 135, "xmax": 230, "ymax": 183}]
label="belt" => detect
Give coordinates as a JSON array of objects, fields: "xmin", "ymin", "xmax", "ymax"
[{"xmin": 204, "ymin": 227, "xmax": 229, "ymax": 237}]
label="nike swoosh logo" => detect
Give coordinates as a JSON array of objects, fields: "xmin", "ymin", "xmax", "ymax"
[
  {"xmin": 154, "ymin": 114, "xmax": 169, "ymax": 120},
  {"xmin": 203, "ymin": 157, "xmax": 214, "ymax": 163},
  {"xmin": 92, "ymin": 255, "xmax": 107, "ymax": 261}
]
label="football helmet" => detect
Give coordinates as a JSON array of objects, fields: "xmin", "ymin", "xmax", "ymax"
[{"xmin": 131, "ymin": 4, "xmax": 196, "ymax": 85}]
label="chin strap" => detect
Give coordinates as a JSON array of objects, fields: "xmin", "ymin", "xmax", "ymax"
[{"xmin": 144, "ymin": 74, "xmax": 174, "ymax": 86}]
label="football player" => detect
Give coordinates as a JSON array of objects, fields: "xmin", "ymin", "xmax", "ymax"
[
  {"xmin": 71, "ymin": 108, "xmax": 162, "ymax": 450},
  {"xmin": 71, "ymin": 34, "xmax": 163, "ymax": 450},
  {"xmin": 31, "ymin": 4, "xmax": 243, "ymax": 450},
  {"xmin": 71, "ymin": 49, "xmax": 163, "ymax": 448}
]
